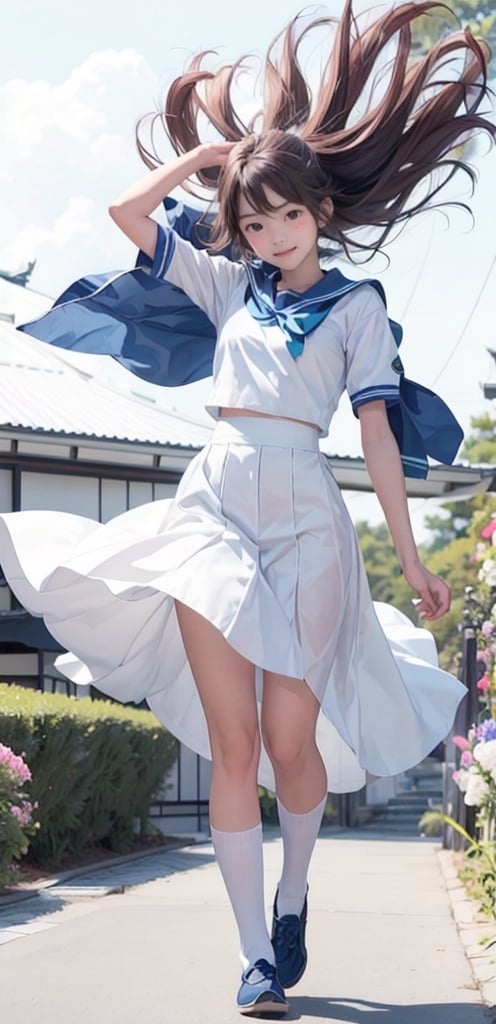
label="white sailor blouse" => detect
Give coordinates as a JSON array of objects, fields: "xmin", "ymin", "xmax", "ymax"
[
  {"xmin": 155, "ymin": 227, "xmax": 401, "ymax": 437},
  {"xmin": 16, "ymin": 197, "xmax": 463, "ymax": 478}
]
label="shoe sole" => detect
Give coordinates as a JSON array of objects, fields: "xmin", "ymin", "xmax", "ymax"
[{"xmin": 238, "ymin": 995, "xmax": 289, "ymax": 1017}]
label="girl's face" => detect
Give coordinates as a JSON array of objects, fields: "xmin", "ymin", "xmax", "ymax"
[{"xmin": 238, "ymin": 186, "xmax": 320, "ymax": 271}]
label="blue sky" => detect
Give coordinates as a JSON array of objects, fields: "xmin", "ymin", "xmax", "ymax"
[{"xmin": 1, "ymin": 0, "xmax": 495, "ymax": 533}]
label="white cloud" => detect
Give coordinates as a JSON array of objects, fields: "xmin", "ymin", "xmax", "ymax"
[
  {"xmin": 9, "ymin": 196, "xmax": 97, "ymax": 262},
  {"xmin": 0, "ymin": 50, "xmax": 159, "ymax": 295}
]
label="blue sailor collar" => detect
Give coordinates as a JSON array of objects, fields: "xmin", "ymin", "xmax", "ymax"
[
  {"xmin": 16, "ymin": 196, "xmax": 462, "ymax": 479},
  {"xmin": 245, "ymin": 260, "xmax": 403, "ymax": 358}
]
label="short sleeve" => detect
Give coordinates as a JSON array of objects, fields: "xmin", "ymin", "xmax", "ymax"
[
  {"xmin": 345, "ymin": 286, "xmax": 401, "ymax": 416},
  {"xmin": 149, "ymin": 223, "xmax": 245, "ymax": 328}
]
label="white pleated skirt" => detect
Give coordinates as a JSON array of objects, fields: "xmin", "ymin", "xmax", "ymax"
[{"xmin": 0, "ymin": 416, "xmax": 465, "ymax": 792}]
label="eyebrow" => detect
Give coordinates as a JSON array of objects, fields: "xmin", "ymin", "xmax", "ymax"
[{"xmin": 238, "ymin": 200, "xmax": 293, "ymax": 221}]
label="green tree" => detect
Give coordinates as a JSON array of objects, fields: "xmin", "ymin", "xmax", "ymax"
[
  {"xmin": 424, "ymin": 414, "xmax": 496, "ymax": 554},
  {"xmin": 358, "ymin": 414, "xmax": 496, "ymax": 671},
  {"xmin": 412, "ymin": 1, "xmax": 496, "ymax": 75},
  {"xmin": 356, "ymin": 520, "xmax": 425, "ymax": 620},
  {"xmin": 425, "ymin": 536, "xmax": 479, "ymax": 672},
  {"xmin": 422, "ymin": 414, "xmax": 496, "ymax": 669}
]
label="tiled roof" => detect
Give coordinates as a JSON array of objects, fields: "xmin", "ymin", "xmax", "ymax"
[
  {"xmin": 0, "ymin": 276, "xmax": 52, "ymax": 325},
  {"xmin": 0, "ymin": 319, "xmax": 212, "ymax": 449}
]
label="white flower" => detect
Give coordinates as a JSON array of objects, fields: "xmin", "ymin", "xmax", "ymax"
[
  {"xmin": 453, "ymin": 769, "xmax": 470, "ymax": 793},
  {"xmin": 480, "ymin": 559, "xmax": 496, "ymax": 587},
  {"xmin": 465, "ymin": 770, "xmax": 491, "ymax": 807},
  {"xmin": 473, "ymin": 740, "xmax": 496, "ymax": 773}
]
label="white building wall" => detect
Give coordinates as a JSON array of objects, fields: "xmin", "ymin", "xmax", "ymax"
[
  {"xmin": 101, "ymin": 478, "xmax": 127, "ymax": 521},
  {"xmin": 21, "ymin": 472, "xmax": 100, "ymax": 518}
]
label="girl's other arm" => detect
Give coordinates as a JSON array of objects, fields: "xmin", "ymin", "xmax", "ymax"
[
  {"xmin": 358, "ymin": 400, "xmax": 450, "ymax": 622},
  {"xmin": 108, "ymin": 143, "xmax": 235, "ymax": 258}
]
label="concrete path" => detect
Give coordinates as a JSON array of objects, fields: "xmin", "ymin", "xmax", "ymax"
[{"xmin": 0, "ymin": 830, "xmax": 487, "ymax": 1023}]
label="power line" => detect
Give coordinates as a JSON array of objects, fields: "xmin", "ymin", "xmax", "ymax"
[
  {"xmin": 399, "ymin": 219, "xmax": 436, "ymax": 321},
  {"xmin": 431, "ymin": 249, "xmax": 496, "ymax": 386}
]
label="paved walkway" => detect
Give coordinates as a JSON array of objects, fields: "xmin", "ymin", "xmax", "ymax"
[{"xmin": 0, "ymin": 830, "xmax": 488, "ymax": 1023}]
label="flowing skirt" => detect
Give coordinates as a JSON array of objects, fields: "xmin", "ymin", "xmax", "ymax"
[{"xmin": 0, "ymin": 416, "xmax": 465, "ymax": 792}]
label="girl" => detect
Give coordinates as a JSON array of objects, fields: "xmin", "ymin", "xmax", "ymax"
[{"xmin": 1, "ymin": 2, "xmax": 494, "ymax": 1016}]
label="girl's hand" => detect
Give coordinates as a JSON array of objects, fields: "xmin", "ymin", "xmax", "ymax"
[
  {"xmin": 192, "ymin": 141, "xmax": 237, "ymax": 170},
  {"xmin": 109, "ymin": 141, "xmax": 238, "ymax": 255},
  {"xmin": 402, "ymin": 561, "xmax": 451, "ymax": 622}
]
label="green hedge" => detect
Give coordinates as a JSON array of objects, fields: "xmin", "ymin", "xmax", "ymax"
[{"xmin": 0, "ymin": 684, "xmax": 178, "ymax": 868}]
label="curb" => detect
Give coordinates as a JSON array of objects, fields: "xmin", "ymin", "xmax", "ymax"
[
  {"xmin": 0, "ymin": 834, "xmax": 204, "ymax": 910},
  {"xmin": 437, "ymin": 847, "xmax": 496, "ymax": 1015}
]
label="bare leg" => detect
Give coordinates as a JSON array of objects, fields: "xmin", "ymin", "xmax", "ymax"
[
  {"xmin": 175, "ymin": 600, "xmax": 259, "ymax": 830},
  {"xmin": 261, "ymin": 672, "xmax": 327, "ymax": 813},
  {"xmin": 175, "ymin": 601, "xmax": 274, "ymax": 969},
  {"xmin": 262, "ymin": 673, "xmax": 327, "ymax": 919}
]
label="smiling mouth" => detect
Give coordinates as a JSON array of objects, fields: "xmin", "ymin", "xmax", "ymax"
[{"xmin": 274, "ymin": 247, "xmax": 297, "ymax": 257}]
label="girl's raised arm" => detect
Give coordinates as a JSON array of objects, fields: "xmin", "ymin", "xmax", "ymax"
[
  {"xmin": 358, "ymin": 400, "xmax": 451, "ymax": 622},
  {"xmin": 108, "ymin": 143, "xmax": 235, "ymax": 258}
]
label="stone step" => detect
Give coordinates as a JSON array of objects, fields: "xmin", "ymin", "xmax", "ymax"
[
  {"xmin": 362, "ymin": 822, "xmax": 424, "ymax": 836},
  {"xmin": 387, "ymin": 799, "xmax": 437, "ymax": 810},
  {"xmin": 406, "ymin": 759, "xmax": 443, "ymax": 774},
  {"xmin": 374, "ymin": 811, "xmax": 426, "ymax": 824},
  {"xmin": 360, "ymin": 758, "xmax": 445, "ymax": 834},
  {"xmin": 389, "ymin": 794, "xmax": 440, "ymax": 802},
  {"xmin": 406, "ymin": 769, "xmax": 443, "ymax": 784},
  {"xmin": 402, "ymin": 786, "xmax": 444, "ymax": 797}
]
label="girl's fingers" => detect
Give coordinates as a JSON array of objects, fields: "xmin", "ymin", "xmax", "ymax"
[{"xmin": 413, "ymin": 580, "xmax": 450, "ymax": 621}]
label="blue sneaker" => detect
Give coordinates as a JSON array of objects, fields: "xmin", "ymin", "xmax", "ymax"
[
  {"xmin": 271, "ymin": 889, "xmax": 308, "ymax": 989},
  {"xmin": 237, "ymin": 958, "xmax": 288, "ymax": 1017}
]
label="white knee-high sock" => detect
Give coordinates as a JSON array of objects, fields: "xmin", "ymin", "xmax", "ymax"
[
  {"xmin": 276, "ymin": 795, "xmax": 327, "ymax": 917},
  {"xmin": 211, "ymin": 823, "xmax": 274, "ymax": 970}
]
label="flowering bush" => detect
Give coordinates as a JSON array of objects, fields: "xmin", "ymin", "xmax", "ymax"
[
  {"xmin": 418, "ymin": 513, "xmax": 496, "ymax": 917},
  {"xmin": 465, "ymin": 515, "xmax": 496, "ymax": 701},
  {"xmin": 452, "ymin": 721, "xmax": 496, "ymax": 832},
  {"xmin": 0, "ymin": 743, "xmax": 38, "ymax": 889},
  {"xmin": 450, "ymin": 517, "xmax": 496, "ymax": 835}
]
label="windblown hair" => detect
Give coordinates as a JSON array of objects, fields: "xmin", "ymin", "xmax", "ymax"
[{"xmin": 137, "ymin": 0, "xmax": 494, "ymax": 257}]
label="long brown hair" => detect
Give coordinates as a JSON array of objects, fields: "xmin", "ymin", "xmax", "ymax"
[{"xmin": 137, "ymin": 1, "xmax": 494, "ymax": 258}]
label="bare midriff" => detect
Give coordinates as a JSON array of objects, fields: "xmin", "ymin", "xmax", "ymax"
[{"xmin": 219, "ymin": 406, "xmax": 319, "ymax": 431}]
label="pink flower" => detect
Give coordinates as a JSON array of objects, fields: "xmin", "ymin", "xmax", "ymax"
[
  {"xmin": 461, "ymin": 750, "xmax": 474, "ymax": 767},
  {"xmin": 10, "ymin": 801, "xmax": 33, "ymax": 826},
  {"xmin": 478, "ymin": 675, "xmax": 492, "ymax": 693},
  {"xmin": 482, "ymin": 621, "xmax": 495, "ymax": 638},
  {"xmin": 0, "ymin": 743, "xmax": 31, "ymax": 782},
  {"xmin": 481, "ymin": 519, "xmax": 496, "ymax": 540},
  {"xmin": 453, "ymin": 735, "xmax": 471, "ymax": 751}
]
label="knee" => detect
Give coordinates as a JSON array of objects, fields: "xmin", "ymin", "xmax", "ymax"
[
  {"xmin": 211, "ymin": 728, "xmax": 260, "ymax": 779},
  {"xmin": 263, "ymin": 727, "xmax": 309, "ymax": 776}
]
